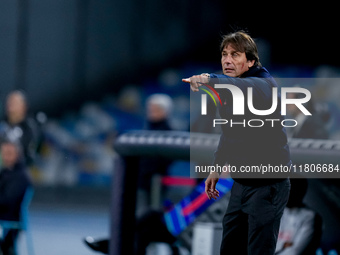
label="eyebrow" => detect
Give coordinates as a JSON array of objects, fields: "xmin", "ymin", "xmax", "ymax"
[{"xmin": 222, "ymin": 50, "xmax": 240, "ymax": 54}]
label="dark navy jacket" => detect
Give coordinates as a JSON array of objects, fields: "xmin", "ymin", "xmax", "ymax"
[
  {"xmin": 209, "ymin": 66, "xmax": 291, "ymax": 185},
  {"xmin": 0, "ymin": 162, "xmax": 32, "ymax": 221}
]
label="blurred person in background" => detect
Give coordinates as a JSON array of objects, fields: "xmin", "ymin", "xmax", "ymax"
[
  {"xmin": 0, "ymin": 91, "xmax": 40, "ymax": 166},
  {"xmin": 138, "ymin": 93, "xmax": 173, "ymax": 210},
  {"xmin": 144, "ymin": 93, "xmax": 172, "ymax": 131},
  {"xmin": 0, "ymin": 140, "xmax": 32, "ymax": 255},
  {"xmin": 286, "ymin": 91, "xmax": 329, "ymax": 139},
  {"xmin": 275, "ymin": 176, "xmax": 322, "ymax": 255},
  {"xmin": 84, "ymin": 94, "xmax": 175, "ymax": 252}
]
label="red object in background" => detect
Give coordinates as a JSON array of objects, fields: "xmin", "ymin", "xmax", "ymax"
[{"xmin": 161, "ymin": 176, "xmax": 196, "ymax": 187}]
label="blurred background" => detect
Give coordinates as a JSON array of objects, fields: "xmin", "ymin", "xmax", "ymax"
[{"xmin": 0, "ymin": 1, "xmax": 339, "ymax": 255}]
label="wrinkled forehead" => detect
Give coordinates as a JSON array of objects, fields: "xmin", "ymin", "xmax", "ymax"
[{"xmin": 222, "ymin": 42, "xmax": 245, "ymax": 53}]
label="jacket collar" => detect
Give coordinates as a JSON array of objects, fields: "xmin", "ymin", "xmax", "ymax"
[{"xmin": 240, "ymin": 65, "xmax": 271, "ymax": 78}]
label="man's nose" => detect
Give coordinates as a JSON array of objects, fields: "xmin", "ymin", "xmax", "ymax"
[{"xmin": 223, "ymin": 55, "xmax": 232, "ymax": 64}]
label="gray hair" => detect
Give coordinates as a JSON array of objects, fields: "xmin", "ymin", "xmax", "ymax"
[
  {"xmin": 6, "ymin": 90, "xmax": 28, "ymax": 104},
  {"xmin": 146, "ymin": 94, "xmax": 173, "ymax": 116}
]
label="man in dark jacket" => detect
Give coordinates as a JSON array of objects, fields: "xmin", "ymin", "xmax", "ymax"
[
  {"xmin": 0, "ymin": 91, "xmax": 39, "ymax": 166},
  {"xmin": 183, "ymin": 31, "xmax": 291, "ymax": 255},
  {"xmin": 0, "ymin": 140, "xmax": 32, "ymax": 255},
  {"xmin": 138, "ymin": 94, "xmax": 173, "ymax": 209}
]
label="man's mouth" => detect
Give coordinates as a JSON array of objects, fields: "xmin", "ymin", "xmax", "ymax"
[{"xmin": 224, "ymin": 68, "xmax": 234, "ymax": 73}]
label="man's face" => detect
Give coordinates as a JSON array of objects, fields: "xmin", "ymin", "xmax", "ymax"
[
  {"xmin": 1, "ymin": 143, "xmax": 19, "ymax": 168},
  {"xmin": 6, "ymin": 94, "xmax": 27, "ymax": 123},
  {"xmin": 221, "ymin": 44, "xmax": 255, "ymax": 77},
  {"xmin": 147, "ymin": 103, "xmax": 167, "ymax": 122}
]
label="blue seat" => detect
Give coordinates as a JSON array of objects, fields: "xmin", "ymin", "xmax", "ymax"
[{"xmin": 0, "ymin": 187, "xmax": 35, "ymax": 255}]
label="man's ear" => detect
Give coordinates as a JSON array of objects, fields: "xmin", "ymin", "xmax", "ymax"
[{"xmin": 248, "ymin": 60, "xmax": 255, "ymax": 68}]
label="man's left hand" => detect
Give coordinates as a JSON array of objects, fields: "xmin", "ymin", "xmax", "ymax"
[{"xmin": 205, "ymin": 172, "xmax": 220, "ymax": 200}]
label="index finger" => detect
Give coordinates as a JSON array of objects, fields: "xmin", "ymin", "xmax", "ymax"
[{"xmin": 182, "ymin": 78, "xmax": 191, "ymax": 83}]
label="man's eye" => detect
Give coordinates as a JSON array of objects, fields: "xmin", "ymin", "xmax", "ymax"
[{"xmin": 232, "ymin": 53, "xmax": 238, "ymax": 57}]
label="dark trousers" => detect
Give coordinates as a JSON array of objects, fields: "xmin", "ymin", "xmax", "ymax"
[
  {"xmin": 0, "ymin": 229, "xmax": 19, "ymax": 255},
  {"xmin": 220, "ymin": 178, "xmax": 290, "ymax": 255}
]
